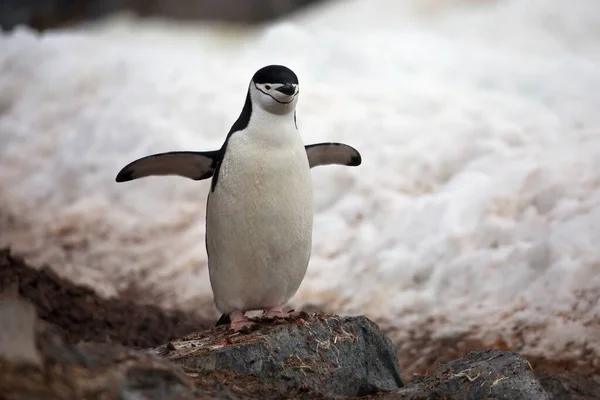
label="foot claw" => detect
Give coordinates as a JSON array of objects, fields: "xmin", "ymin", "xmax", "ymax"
[
  {"xmin": 263, "ymin": 307, "xmax": 301, "ymax": 319},
  {"xmin": 227, "ymin": 310, "xmax": 256, "ymax": 333},
  {"xmin": 229, "ymin": 320, "xmax": 256, "ymax": 333}
]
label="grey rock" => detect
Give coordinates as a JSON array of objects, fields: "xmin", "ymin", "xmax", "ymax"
[
  {"xmin": 0, "ymin": 297, "xmax": 202, "ymax": 400},
  {"xmin": 0, "ymin": 296, "xmax": 42, "ymax": 367},
  {"xmin": 152, "ymin": 314, "xmax": 404, "ymax": 398},
  {"xmin": 536, "ymin": 371, "xmax": 600, "ymax": 400},
  {"xmin": 384, "ymin": 349, "xmax": 550, "ymax": 400}
]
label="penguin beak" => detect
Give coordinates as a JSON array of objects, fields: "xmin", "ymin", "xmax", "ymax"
[{"xmin": 276, "ymin": 83, "xmax": 296, "ymax": 96}]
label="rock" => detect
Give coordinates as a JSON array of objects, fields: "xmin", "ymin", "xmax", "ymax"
[
  {"xmin": 0, "ymin": 297, "xmax": 202, "ymax": 400},
  {"xmin": 0, "ymin": 296, "xmax": 42, "ymax": 367},
  {"xmin": 536, "ymin": 371, "xmax": 600, "ymax": 400},
  {"xmin": 1, "ymin": 250, "xmax": 404, "ymax": 398},
  {"xmin": 385, "ymin": 349, "xmax": 550, "ymax": 400},
  {"xmin": 0, "ymin": 310, "xmax": 322, "ymax": 400},
  {"xmin": 152, "ymin": 314, "xmax": 404, "ymax": 398}
]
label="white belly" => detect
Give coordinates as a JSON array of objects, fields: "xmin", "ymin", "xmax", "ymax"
[{"xmin": 206, "ymin": 131, "xmax": 313, "ymax": 314}]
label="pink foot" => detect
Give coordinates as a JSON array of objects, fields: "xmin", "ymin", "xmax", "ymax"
[
  {"xmin": 263, "ymin": 306, "xmax": 301, "ymax": 319},
  {"xmin": 229, "ymin": 310, "xmax": 255, "ymax": 332}
]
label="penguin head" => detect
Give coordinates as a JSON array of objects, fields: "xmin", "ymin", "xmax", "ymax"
[{"xmin": 249, "ymin": 65, "xmax": 299, "ymax": 116}]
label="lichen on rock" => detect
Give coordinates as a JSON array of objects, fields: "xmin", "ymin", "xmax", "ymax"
[{"xmin": 152, "ymin": 313, "xmax": 404, "ymax": 398}]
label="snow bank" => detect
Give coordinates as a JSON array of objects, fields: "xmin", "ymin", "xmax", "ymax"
[{"xmin": 1, "ymin": 0, "xmax": 600, "ymax": 365}]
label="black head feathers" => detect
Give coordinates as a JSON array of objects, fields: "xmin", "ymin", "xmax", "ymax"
[{"xmin": 252, "ymin": 65, "xmax": 299, "ymax": 85}]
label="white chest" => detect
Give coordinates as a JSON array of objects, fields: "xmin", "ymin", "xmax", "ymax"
[
  {"xmin": 209, "ymin": 123, "xmax": 313, "ymax": 238},
  {"xmin": 205, "ymin": 122, "xmax": 314, "ymax": 313}
]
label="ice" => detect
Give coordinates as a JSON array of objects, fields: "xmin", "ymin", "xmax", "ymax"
[{"xmin": 1, "ymin": 0, "xmax": 600, "ymax": 365}]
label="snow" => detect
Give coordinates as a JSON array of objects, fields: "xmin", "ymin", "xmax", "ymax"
[{"xmin": 1, "ymin": 0, "xmax": 600, "ymax": 366}]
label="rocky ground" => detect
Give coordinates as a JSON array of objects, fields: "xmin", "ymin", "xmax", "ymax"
[{"xmin": 1, "ymin": 248, "xmax": 599, "ymax": 399}]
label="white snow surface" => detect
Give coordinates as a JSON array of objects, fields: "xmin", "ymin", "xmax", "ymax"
[{"xmin": 2, "ymin": 0, "xmax": 600, "ymax": 364}]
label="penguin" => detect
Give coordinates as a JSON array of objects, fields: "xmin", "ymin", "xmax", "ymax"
[{"xmin": 116, "ymin": 65, "xmax": 361, "ymax": 332}]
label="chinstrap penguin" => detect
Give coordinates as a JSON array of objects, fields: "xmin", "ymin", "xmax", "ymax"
[{"xmin": 116, "ymin": 65, "xmax": 361, "ymax": 332}]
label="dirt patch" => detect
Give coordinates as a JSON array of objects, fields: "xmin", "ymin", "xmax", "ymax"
[{"xmin": 0, "ymin": 248, "xmax": 213, "ymax": 348}]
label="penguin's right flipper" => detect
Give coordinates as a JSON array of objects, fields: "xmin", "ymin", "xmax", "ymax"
[{"xmin": 115, "ymin": 151, "xmax": 221, "ymax": 182}]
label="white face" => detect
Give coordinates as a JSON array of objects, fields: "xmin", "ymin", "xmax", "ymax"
[{"xmin": 250, "ymin": 81, "xmax": 299, "ymax": 116}]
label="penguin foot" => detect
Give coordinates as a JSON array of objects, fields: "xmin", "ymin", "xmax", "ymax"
[
  {"xmin": 228, "ymin": 310, "xmax": 256, "ymax": 333},
  {"xmin": 262, "ymin": 306, "xmax": 301, "ymax": 319}
]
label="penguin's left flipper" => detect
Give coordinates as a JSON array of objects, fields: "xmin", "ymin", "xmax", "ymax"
[
  {"xmin": 305, "ymin": 143, "xmax": 361, "ymax": 168},
  {"xmin": 115, "ymin": 151, "xmax": 221, "ymax": 182}
]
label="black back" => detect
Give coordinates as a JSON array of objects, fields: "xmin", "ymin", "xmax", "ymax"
[{"xmin": 210, "ymin": 91, "xmax": 253, "ymax": 192}]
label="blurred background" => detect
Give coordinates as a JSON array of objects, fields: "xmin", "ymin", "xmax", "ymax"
[
  {"xmin": 0, "ymin": 0, "xmax": 321, "ymax": 30},
  {"xmin": 1, "ymin": 0, "xmax": 600, "ymax": 379},
  {"xmin": 0, "ymin": 0, "xmax": 322, "ymax": 30}
]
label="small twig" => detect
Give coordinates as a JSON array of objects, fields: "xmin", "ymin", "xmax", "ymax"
[
  {"xmin": 491, "ymin": 376, "xmax": 507, "ymax": 387},
  {"xmin": 452, "ymin": 370, "xmax": 481, "ymax": 382}
]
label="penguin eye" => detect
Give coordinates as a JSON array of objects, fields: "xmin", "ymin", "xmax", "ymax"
[{"xmin": 265, "ymin": 85, "xmax": 271, "ymax": 90}]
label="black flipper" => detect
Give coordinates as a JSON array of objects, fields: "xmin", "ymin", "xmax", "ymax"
[
  {"xmin": 305, "ymin": 143, "xmax": 362, "ymax": 168},
  {"xmin": 216, "ymin": 313, "xmax": 230, "ymax": 326},
  {"xmin": 115, "ymin": 150, "xmax": 221, "ymax": 182}
]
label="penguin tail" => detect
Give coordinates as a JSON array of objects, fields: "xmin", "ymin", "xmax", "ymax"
[{"xmin": 216, "ymin": 313, "xmax": 230, "ymax": 326}]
